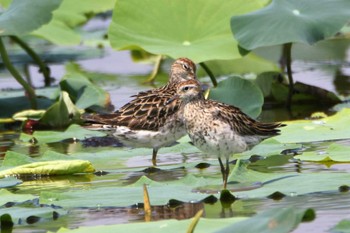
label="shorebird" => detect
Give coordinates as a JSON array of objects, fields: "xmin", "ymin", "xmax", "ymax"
[
  {"xmin": 168, "ymin": 79, "xmax": 284, "ymax": 189},
  {"xmin": 83, "ymin": 58, "xmax": 197, "ymax": 166}
]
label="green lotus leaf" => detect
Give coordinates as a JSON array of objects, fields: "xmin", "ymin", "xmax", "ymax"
[
  {"xmin": 0, "ymin": 205, "xmax": 67, "ymax": 226},
  {"xmin": 53, "ymin": 206, "xmax": 309, "ymax": 233},
  {"xmin": 274, "ymin": 108, "xmax": 350, "ymax": 143},
  {"xmin": 216, "ymin": 207, "xmax": 312, "ymax": 233},
  {"xmin": 0, "ymin": 177, "xmax": 22, "ymax": 188},
  {"xmin": 231, "ymin": 0, "xmax": 350, "ymax": 50},
  {"xmin": 295, "ymin": 143, "xmax": 350, "ymax": 162},
  {"xmin": 60, "ymin": 63, "xmax": 112, "ymax": 110},
  {"xmin": 197, "ymin": 53, "xmax": 279, "ymax": 78},
  {"xmin": 330, "ymin": 220, "xmax": 350, "ymax": 233},
  {"xmin": 0, "ymin": 0, "xmax": 62, "ymax": 36},
  {"xmin": 39, "ymin": 160, "xmax": 350, "ymax": 207},
  {"xmin": 0, "ymin": 189, "xmax": 35, "ymax": 206},
  {"xmin": 19, "ymin": 124, "xmax": 107, "ymax": 144},
  {"xmin": 0, "ymin": 159, "xmax": 95, "ymax": 178},
  {"xmin": 237, "ymin": 138, "xmax": 301, "ymax": 160},
  {"xmin": 55, "ymin": 217, "xmax": 245, "ymax": 233},
  {"xmin": 32, "ymin": 0, "xmax": 116, "ymax": 45},
  {"xmin": 209, "ymin": 76, "xmax": 264, "ymax": 118},
  {"xmin": 38, "ymin": 91, "xmax": 82, "ymax": 128},
  {"xmin": 109, "ymin": 0, "xmax": 267, "ymax": 63}
]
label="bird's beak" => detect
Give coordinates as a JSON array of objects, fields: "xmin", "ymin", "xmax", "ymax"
[{"xmin": 166, "ymin": 94, "xmax": 179, "ymax": 105}]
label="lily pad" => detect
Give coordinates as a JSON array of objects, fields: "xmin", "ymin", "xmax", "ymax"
[
  {"xmin": 109, "ymin": 0, "xmax": 267, "ymax": 63},
  {"xmin": 330, "ymin": 220, "xmax": 350, "ymax": 233},
  {"xmin": 0, "ymin": 159, "xmax": 95, "ymax": 178},
  {"xmin": 238, "ymin": 138, "xmax": 301, "ymax": 160},
  {"xmin": 0, "ymin": 177, "xmax": 22, "ymax": 188},
  {"xmin": 209, "ymin": 76, "xmax": 264, "ymax": 118},
  {"xmin": 39, "ymin": 175, "xmax": 211, "ymax": 208},
  {"xmin": 40, "ymin": 160, "xmax": 350, "ymax": 207},
  {"xmin": 19, "ymin": 124, "xmax": 107, "ymax": 144},
  {"xmin": 231, "ymin": 0, "xmax": 350, "ymax": 50},
  {"xmin": 274, "ymin": 108, "xmax": 350, "ymax": 143},
  {"xmin": 55, "ymin": 216, "xmax": 245, "ymax": 233},
  {"xmin": 295, "ymin": 143, "xmax": 350, "ymax": 162},
  {"xmin": 0, "ymin": 205, "xmax": 67, "ymax": 226},
  {"xmin": 0, "ymin": 0, "xmax": 62, "ymax": 36},
  {"xmin": 228, "ymin": 160, "xmax": 350, "ymax": 198},
  {"xmin": 0, "ymin": 189, "xmax": 35, "ymax": 206},
  {"xmin": 53, "ymin": 206, "xmax": 309, "ymax": 233},
  {"xmin": 216, "ymin": 206, "xmax": 312, "ymax": 233}
]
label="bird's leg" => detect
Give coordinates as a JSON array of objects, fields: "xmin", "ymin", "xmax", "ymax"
[
  {"xmin": 225, "ymin": 158, "xmax": 230, "ymax": 188},
  {"xmin": 152, "ymin": 148, "xmax": 158, "ymax": 166},
  {"xmin": 218, "ymin": 158, "xmax": 227, "ymax": 189}
]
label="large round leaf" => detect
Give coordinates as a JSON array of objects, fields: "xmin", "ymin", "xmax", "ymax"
[
  {"xmin": 209, "ymin": 77, "xmax": 264, "ymax": 118},
  {"xmin": 231, "ymin": 0, "xmax": 350, "ymax": 50},
  {"xmin": 32, "ymin": 0, "xmax": 116, "ymax": 45},
  {"xmin": 0, "ymin": 0, "xmax": 62, "ymax": 36},
  {"xmin": 109, "ymin": 0, "xmax": 267, "ymax": 63}
]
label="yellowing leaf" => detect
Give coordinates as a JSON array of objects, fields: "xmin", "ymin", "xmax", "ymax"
[{"xmin": 0, "ymin": 160, "xmax": 94, "ymax": 178}]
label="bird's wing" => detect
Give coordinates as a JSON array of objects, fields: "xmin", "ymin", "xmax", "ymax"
[
  {"xmin": 210, "ymin": 101, "xmax": 284, "ymax": 136},
  {"xmin": 83, "ymin": 87, "xmax": 179, "ymax": 131}
]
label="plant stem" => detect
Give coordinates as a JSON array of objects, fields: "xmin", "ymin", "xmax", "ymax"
[
  {"xmin": 143, "ymin": 54, "xmax": 163, "ymax": 84},
  {"xmin": 284, "ymin": 42, "xmax": 294, "ymax": 110},
  {"xmin": 199, "ymin": 62, "xmax": 217, "ymax": 87},
  {"xmin": 0, "ymin": 37, "xmax": 37, "ymax": 109},
  {"xmin": 10, "ymin": 35, "xmax": 52, "ymax": 87}
]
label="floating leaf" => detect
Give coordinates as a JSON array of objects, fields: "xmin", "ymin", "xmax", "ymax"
[
  {"xmin": 52, "ymin": 206, "xmax": 310, "ymax": 233},
  {"xmin": 0, "ymin": 205, "xmax": 67, "ymax": 226},
  {"xmin": 0, "ymin": 159, "xmax": 95, "ymax": 178},
  {"xmin": 330, "ymin": 219, "xmax": 350, "ymax": 233},
  {"xmin": 0, "ymin": 0, "xmax": 62, "ymax": 36},
  {"xmin": 274, "ymin": 108, "xmax": 350, "ymax": 143},
  {"xmin": 228, "ymin": 160, "xmax": 350, "ymax": 198},
  {"xmin": 238, "ymin": 138, "xmax": 301, "ymax": 160},
  {"xmin": 216, "ymin": 207, "xmax": 313, "ymax": 233},
  {"xmin": 19, "ymin": 124, "xmax": 107, "ymax": 144},
  {"xmin": 55, "ymin": 216, "xmax": 246, "ymax": 233},
  {"xmin": 0, "ymin": 189, "xmax": 35, "ymax": 206},
  {"xmin": 209, "ymin": 76, "xmax": 264, "ymax": 118},
  {"xmin": 231, "ymin": 0, "xmax": 350, "ymax": 50},
  {"xmin": 109, "ymin": 0, "xmax": 267, "ymax": 63},
  {"xmin": 0, "ymin": 177, "xmax": 22, "ymax": 188},
  {"xmin": 295, "ymin": 143, "xmax": 350, "ymax": 162}
]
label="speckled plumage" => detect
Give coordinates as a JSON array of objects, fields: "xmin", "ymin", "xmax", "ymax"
[
  {"xmin": 83, "ymin": 58, "xmax": 197, "ymax": 165},
  {"xmin": 173, "ymin": 79, "xmax": 284, "ymax": 189}
]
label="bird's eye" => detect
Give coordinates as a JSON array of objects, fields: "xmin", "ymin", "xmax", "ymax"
[
  {"xmin": 182, "ymin": 63, "xmax": 189, "ymax": 70},
  {"xmin": 182, "ymin": 86, "xmax": 190, "ymax": 91}
]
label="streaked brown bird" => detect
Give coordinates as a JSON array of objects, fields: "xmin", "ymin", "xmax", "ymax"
[
  {"xmin": 83, "ymin": 58, "xmax": 197, "ymax": 166},
  {"xmin": 169, "ymin": 79, "xmax": 284, "ymax": 189}
]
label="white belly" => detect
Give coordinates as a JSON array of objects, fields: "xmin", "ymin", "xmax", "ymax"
[{"xmin": 113, "ymin": 121, "xmax": 186, "ymax": 150}]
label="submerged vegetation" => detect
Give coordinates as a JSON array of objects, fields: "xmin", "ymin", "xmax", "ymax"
[{"xmin": 0, "ymin": 0, "xmax": 350, "ymax": 232}]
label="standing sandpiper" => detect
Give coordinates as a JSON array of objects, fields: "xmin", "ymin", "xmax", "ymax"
[
  {"xmin": 169, "ymin": 79, "xmax": 284, "ymax": 189},
  {"xmin": 83, "ymin": 58, "xmax": 197, "ymax": 166}
]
